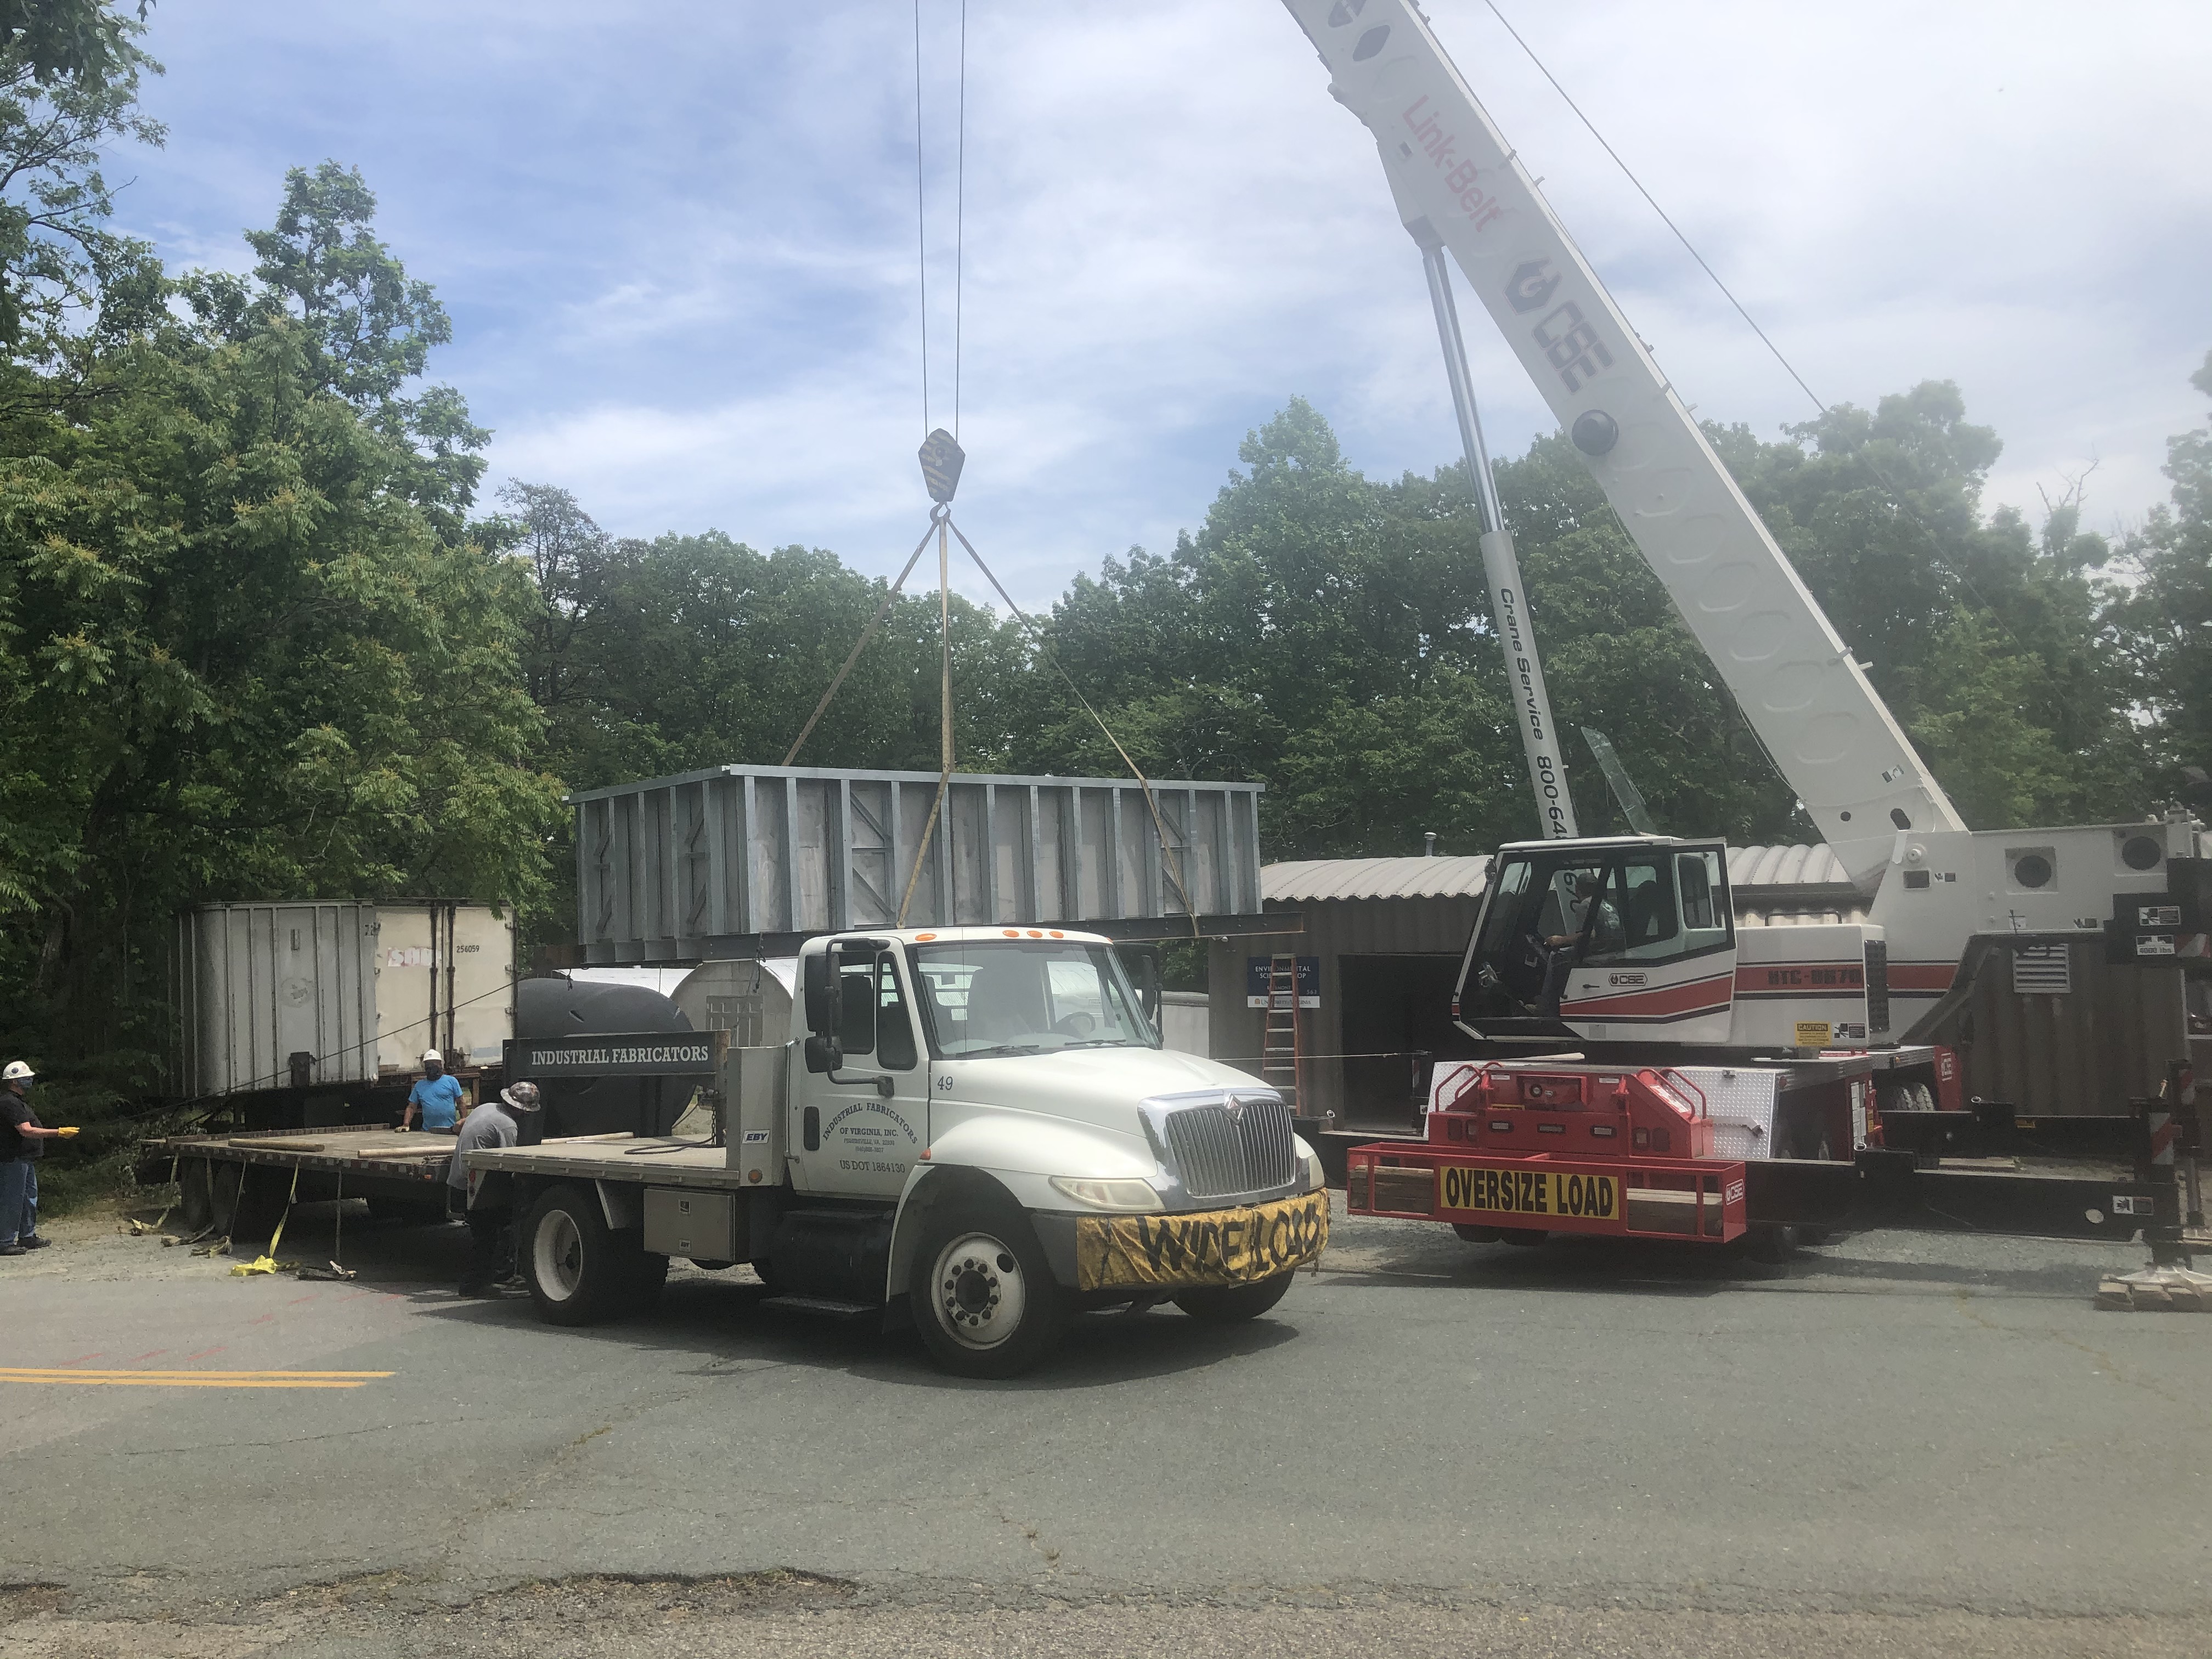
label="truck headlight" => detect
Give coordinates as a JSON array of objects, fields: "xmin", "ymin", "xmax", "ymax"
[
  {"xmin": 1049, "ymin": 1176, "xmax": 1163, "ymax": 1212},
  {"xmin": 1304, "ymin": 1149, "xmax": 1327, "ymax": 1193}
]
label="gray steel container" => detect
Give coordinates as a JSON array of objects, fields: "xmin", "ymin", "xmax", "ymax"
[
  {"xmin": 172, "ymin": 901, "xmax": 516, "ymax": 1097},
  {"xmin": 572, "ymin": 764, "xmax": 1267, "ymax": 966}
]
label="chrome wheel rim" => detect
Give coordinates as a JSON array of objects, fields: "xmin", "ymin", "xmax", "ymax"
[
  {"xmin": 930, "ymin": 1231, "xmax": 1025, "ymax": 1350},
  {"xmin": 535, "ymin": 1210, "xmax": 584, "ymax": 1300}
]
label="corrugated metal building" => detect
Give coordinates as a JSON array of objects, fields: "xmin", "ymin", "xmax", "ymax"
[
  {"xmin": 1206, "ymin": 857, "xmax": 1490, "ymax": 1127},
  {"xmin": 1205, "ymin": 845, "xmax": 1899, "ymax": 1126}
]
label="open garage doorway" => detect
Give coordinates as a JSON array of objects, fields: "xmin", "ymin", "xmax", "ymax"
[{"xmin": 1336, "ymin": 953, "xmax": 1475, "ymax": 1130}]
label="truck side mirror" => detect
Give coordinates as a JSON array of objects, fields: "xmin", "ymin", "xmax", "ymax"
[
  {"xmin": 803, "ymin": 949, "xmax": 840, "ymax": 1039},
  {"xmin": 804, "ymin": 1033, "xmax": 843, "ymax": 1075}
]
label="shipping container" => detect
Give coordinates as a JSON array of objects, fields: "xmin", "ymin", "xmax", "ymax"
[
  {"xmin": 172, "ymin": 901, "xmax": 516, "ymax": 1098},
  {"xmin": 571, "ymin": 764, "xmax": 1268, "ymax": 966}
]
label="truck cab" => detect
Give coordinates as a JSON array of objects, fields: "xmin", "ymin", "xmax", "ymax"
[
  {"xmin": 768, "ymin": 928, "xmax": 1329, "ymax": 1374},
  {"xmin": 1454, "ymin": 837, "xmax": 1891, "ymax": 1056}
]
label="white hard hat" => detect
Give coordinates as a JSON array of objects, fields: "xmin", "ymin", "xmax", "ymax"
[
  {"xmin": 2, "ymin": 1060, "xmax": 32, "ymax": 1082},
  {"xmin": 421, "ymin": 1049, "xmax": 443, "ymax": 1065}
]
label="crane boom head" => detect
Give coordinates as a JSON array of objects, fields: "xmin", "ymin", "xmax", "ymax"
[{"xmin": 1280, "ymin": 0, "xmax": 1967, "ymax": 890}]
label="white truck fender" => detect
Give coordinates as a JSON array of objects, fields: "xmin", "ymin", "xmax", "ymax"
[{"xmin": 883, "ymin": 1115, "xmax": 1156, "ymax": 1302}]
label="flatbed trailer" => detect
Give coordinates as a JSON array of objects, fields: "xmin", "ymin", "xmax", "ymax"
[{"xmin": 139, "ymin": 1126, "xmax": 470, "ymax": 1238}]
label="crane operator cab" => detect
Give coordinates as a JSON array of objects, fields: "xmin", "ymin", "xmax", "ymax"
[{"xmin": 1454, "ymin": 837, "xmax": 1738, "ymax": 1046}]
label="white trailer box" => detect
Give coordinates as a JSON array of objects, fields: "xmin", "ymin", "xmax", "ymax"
[{"xmin": 174, "ymin": 901, "xmax": 515, "ymax": 1097}]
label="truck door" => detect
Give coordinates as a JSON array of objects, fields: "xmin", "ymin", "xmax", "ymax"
[
  {"xmin": 788, "ymin": 947, "xmax": 928, "ymax": 1199},
  {"xmin": 1553, "ymin": 847, "xmax": 1736, "ymax": 1045}
]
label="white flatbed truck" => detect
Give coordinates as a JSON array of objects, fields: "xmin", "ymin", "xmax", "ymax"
[{"xmin": 467, "ymin": 928, "xmax": 1329, "ymax": 1376}]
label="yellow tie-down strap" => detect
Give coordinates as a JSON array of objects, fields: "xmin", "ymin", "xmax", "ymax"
[{"xmin": 1076, "ymin": 1189, "xmax": 1329, "ymax": 1291}]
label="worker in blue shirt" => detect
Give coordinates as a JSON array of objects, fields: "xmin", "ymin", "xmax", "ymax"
[{"xmin": 403, "ymin": 1049, "xmax": 467, "ymax": 1132}]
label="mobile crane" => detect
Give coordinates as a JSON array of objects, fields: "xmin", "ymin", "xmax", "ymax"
[{"xmin": 1282, "ymin": 1, "xmax": 2204, "ymax": 1246}]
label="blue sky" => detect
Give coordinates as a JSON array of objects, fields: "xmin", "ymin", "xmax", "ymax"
[{"xmin": 116, "ymin": 1, "xmax": 2212, "ymax": 611}]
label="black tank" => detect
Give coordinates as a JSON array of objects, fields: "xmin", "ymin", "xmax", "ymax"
[{"xmin": 512, "ymin": 976, "xmax": 696, "ymax": 1141}]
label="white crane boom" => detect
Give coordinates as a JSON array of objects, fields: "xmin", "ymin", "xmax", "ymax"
[{"xmin": 1280, "ymin": 0, "xmax": 1967, "ymax": 890}]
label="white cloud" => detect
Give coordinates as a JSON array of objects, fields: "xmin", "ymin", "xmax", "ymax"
[{"xmin": 124, "ymin": 0, "xmax": 2212, "ymax": 616}]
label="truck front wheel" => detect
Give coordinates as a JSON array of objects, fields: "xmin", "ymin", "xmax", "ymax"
[
  {"xmin": 523, "ymin": 1184, "xmax": 654, "ymax": 1326},
  {"xmin": 910, "ymin": 1201, "xmax": 1063, "ymax": 1379},
  {"xmin": 1173, "ymin": 1271, "xmax": 1295, "ymax": 1323}
]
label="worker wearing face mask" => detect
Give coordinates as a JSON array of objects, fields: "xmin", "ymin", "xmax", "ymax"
[{"xmin": 403, "ymin": 1049, "xmax": 467, "ymax": 1133}]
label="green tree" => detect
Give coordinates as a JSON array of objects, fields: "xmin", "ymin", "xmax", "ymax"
[
  {"xmin": 0, "ymin": 174, "xmax": 557, "ymax": 1090},
  {"xmin": 0, "ymin": 8, "xmax": 162, "ymax": 368},
  {"xmin": 0, "ymin": 1, "xmax": 150, "ymax": 89},
  {"xmin": 2107, "ymin": 351, "xmax": 2212, "ymax": 804},
  {"xmin": 182, "ymin": 161, "xmax": 486, "ymax": 534}
]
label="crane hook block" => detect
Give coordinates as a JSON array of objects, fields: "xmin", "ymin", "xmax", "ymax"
[{"xmin": 918, "ymin": 428, "xmax": 966, "ymax": 504}]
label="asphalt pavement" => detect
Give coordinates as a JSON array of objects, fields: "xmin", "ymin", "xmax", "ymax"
[{"xmin": 2, "ymin": 1193, "xmax": 2208, "ymax": 1656}]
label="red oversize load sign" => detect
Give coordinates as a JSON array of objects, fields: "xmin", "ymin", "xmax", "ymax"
[{"xmin": 1076, "ymin": 1190, "xmax": 1329, "ymax": 1290}]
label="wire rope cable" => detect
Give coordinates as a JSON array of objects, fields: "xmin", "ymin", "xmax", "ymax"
[
  {"xmin": 1480, "ymin": 0, "xmax": 1825, "ymax": 415},
  {"xmin": 1483, "ymin": 0, "xmax": 2062, "ymax": 725},
  {"xmin": 953, "ymin": 0, "xmax": 967, "ymax": 437}
]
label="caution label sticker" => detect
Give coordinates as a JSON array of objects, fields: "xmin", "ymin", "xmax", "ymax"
[{"xmin": 1076, "ymin": 1190, "xmax": 1329, "ymax": 1290}]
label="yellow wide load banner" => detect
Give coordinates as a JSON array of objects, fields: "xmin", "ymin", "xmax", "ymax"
[{"xmin": 1076, "ymin": 1190, "xmax": 1330, "ymax": 1291}]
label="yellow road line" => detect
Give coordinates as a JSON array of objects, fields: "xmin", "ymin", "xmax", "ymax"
[{"xmin": 0, "ymin": 1368, "xmax": 393, "ymax": 1389}]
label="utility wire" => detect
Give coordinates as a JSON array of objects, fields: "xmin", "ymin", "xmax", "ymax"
[
  {"xmin": 1484, "ymin": 0, "xmax": 2062, "ymax": 725},
  {"xmin": 953, "ymin": 0, "xmax": 967, "ymax": 437},
  {"xmin": 1480, "ymin": 0, "xmax": 1825, "ymax": 415},
  {"xmin": 913, "ymin": 0, "xmax": 930, "ymax": 434}
]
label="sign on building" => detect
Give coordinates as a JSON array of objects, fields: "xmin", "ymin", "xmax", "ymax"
[{"xmin": 1245, "ymin": 956, "xmax": 1321, "ymax": 1009}]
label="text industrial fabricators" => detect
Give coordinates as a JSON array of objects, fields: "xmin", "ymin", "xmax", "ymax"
[{"xmin": 518, "ymin": 1044, "xmax": 715, "ymax": 1070}]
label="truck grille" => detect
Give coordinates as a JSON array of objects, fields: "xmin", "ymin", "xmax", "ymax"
[
  {"xmin": 1164, "ymin": 1095, "xmax": 1296, "ymax": 1199},
  {"xmin": 1864, "ymin": 939, "xmax": 1891, "ymax": 1037}
]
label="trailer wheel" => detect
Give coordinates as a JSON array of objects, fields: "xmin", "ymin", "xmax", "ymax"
[
  {"xmin": 365, "ymin": 1194, "xmax": 446, "ymax": 1226},
  {"xmin": 1452, "ymin": 1223, "xmax": 1503, "ymax": 1244},
  {"xmin": 909, "ymin": 1200, "xmax": 1064, "ymax": 1379},
  {"xmin": 522, "ymin": 1185, "xmax": 650, "ymax": 1327},
  {"xmin": 1793, "ymin": 1133, "xmax": 1835, "ymax": 1246},
  {"xmin": 214, "ymin": 1165, "xmax": 288, "ymax": 1245},
  {"xmin": 177, "ymin": 1159, "xmax": 215, "ymax": 1233},
  {"xmin": 1173, "ymin": 1271, "xmax": 1295, "ymax": 1324}
]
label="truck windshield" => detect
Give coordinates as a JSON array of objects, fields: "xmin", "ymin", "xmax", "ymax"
[{"xmin": 910, "ymin": 940, "xmax": 1160, "ymax": 1058}]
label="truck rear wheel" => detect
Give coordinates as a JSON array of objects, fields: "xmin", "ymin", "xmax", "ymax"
[
  {"xmin": 1173, "ymin": 1271, "xmax": 1295, "ymax": 1323},
  {"xmin": 909, "ymin": 1200, "xmax": 1063, "ymax": 1379},
  {"xmin": 523, "ymin": 1184, "xmax": 652, "ymax": 1327}
]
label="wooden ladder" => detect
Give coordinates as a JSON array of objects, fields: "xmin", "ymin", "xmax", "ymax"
[{"xmin": 1260, "ymin": 952, "xmax": 1301, "ymax": 1108}]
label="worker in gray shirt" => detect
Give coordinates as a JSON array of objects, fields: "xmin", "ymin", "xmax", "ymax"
[{"xmin": 448, "ymin": 1081, "xmax": 539, "ymax": 1297}]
